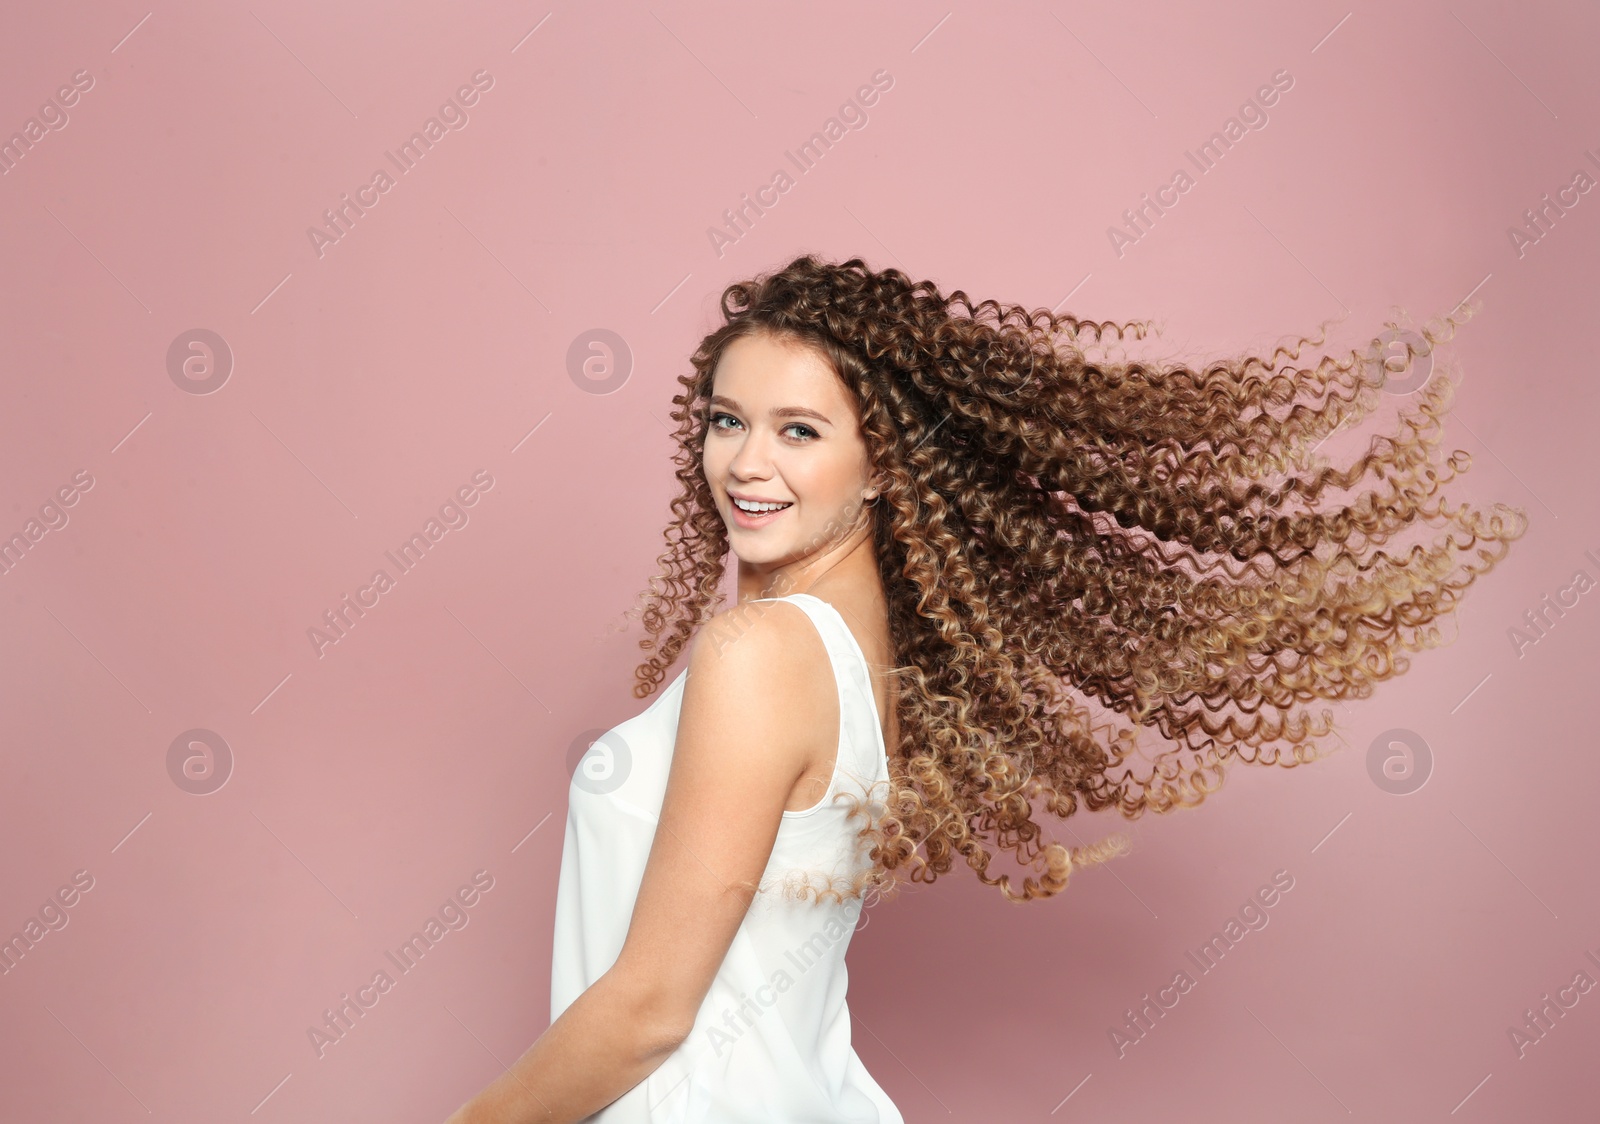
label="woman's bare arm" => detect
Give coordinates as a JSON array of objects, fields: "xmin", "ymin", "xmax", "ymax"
[
  {"xmin": 441, "ymin": 968, "xmax": 689, "ymax": 1123},
  {"xmin": 444, "ymin": 600, "xmax": 833, "ymax": 1123}
]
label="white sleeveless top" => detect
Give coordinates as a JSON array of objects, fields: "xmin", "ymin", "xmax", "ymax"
[{"xmin": 550, "ymin": 592, "xmax": 903, "ymax": 1123}]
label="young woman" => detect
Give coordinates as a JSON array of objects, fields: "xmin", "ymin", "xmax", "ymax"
[{"xmin": 446, "ymin": 255, "xmax": 1528, "ymax": 1122}]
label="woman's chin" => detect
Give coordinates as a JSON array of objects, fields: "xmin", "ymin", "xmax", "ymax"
[
  {"xmin": 725, "ymin": 534, "xmax": 791, "ymax": 567},
  {"xmin": 729, "ymin": 545, "xmax": 779, "ymax": 566}
]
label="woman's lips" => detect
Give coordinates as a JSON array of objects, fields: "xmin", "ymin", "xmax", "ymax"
[{"xmin": 728, "ymin": 499, "xmax": 792, "ymax": 529}]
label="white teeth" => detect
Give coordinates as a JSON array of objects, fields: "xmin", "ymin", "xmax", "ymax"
[{"xmin": 733, "ymin": 498, "xmax": 792, "ymax": 513}]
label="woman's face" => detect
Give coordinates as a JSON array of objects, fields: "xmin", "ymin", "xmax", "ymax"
[{"xmin": 703, "ymin": 331, "xmax": 879, "ymax": 570}]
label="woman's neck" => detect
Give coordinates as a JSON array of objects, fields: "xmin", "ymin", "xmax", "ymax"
[{"xmin": 735, "ymin": 522, "xmax": 878, "ymax": 605}]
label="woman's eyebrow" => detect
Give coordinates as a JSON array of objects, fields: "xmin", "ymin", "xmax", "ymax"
[{"xmin": 709, "ymin": 395, "xmax": 832, "ymax": 424}]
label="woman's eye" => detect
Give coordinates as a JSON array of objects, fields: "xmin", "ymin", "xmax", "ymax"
[{"xmin": 706, "ymin": 413, "xmax": 815, "ymax": 440}]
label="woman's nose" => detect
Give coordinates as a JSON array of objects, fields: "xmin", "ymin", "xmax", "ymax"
[{"xmin": 727, "ymin": 429, "xmax": 774, "ymax": 476}]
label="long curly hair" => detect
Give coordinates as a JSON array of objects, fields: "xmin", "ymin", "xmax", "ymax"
[{"xmin": 627, "ymin": 254, "xmax": 1528, "ymax": 905}]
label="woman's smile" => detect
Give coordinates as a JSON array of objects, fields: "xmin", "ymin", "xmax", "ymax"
[{"xmin": 728, "ymin": 489, "xmax": 795, "ymax": 528}]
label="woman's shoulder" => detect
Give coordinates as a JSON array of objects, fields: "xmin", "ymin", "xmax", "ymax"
[
  {"xmin": 675, "ymin": 598, "xmax": 839, "ymax": 785},
  {"xmin": 687, "ymin": 597, "xmax": 837, "ymax": 706}
]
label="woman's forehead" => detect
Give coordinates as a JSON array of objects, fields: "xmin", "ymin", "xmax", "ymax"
[{"xmin": 713, "ymin": 335, "xmax": 848, "ymax": 405}]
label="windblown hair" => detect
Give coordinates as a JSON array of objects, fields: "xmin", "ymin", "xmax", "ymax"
[{"xmin": 628, "ymin": 254, "xmax": 1528, "ymax": 905}]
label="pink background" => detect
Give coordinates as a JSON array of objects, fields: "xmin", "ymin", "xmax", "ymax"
[{"xmin": 2, "ymin": 1, "xmax": 1596, "ymax": 1120}]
